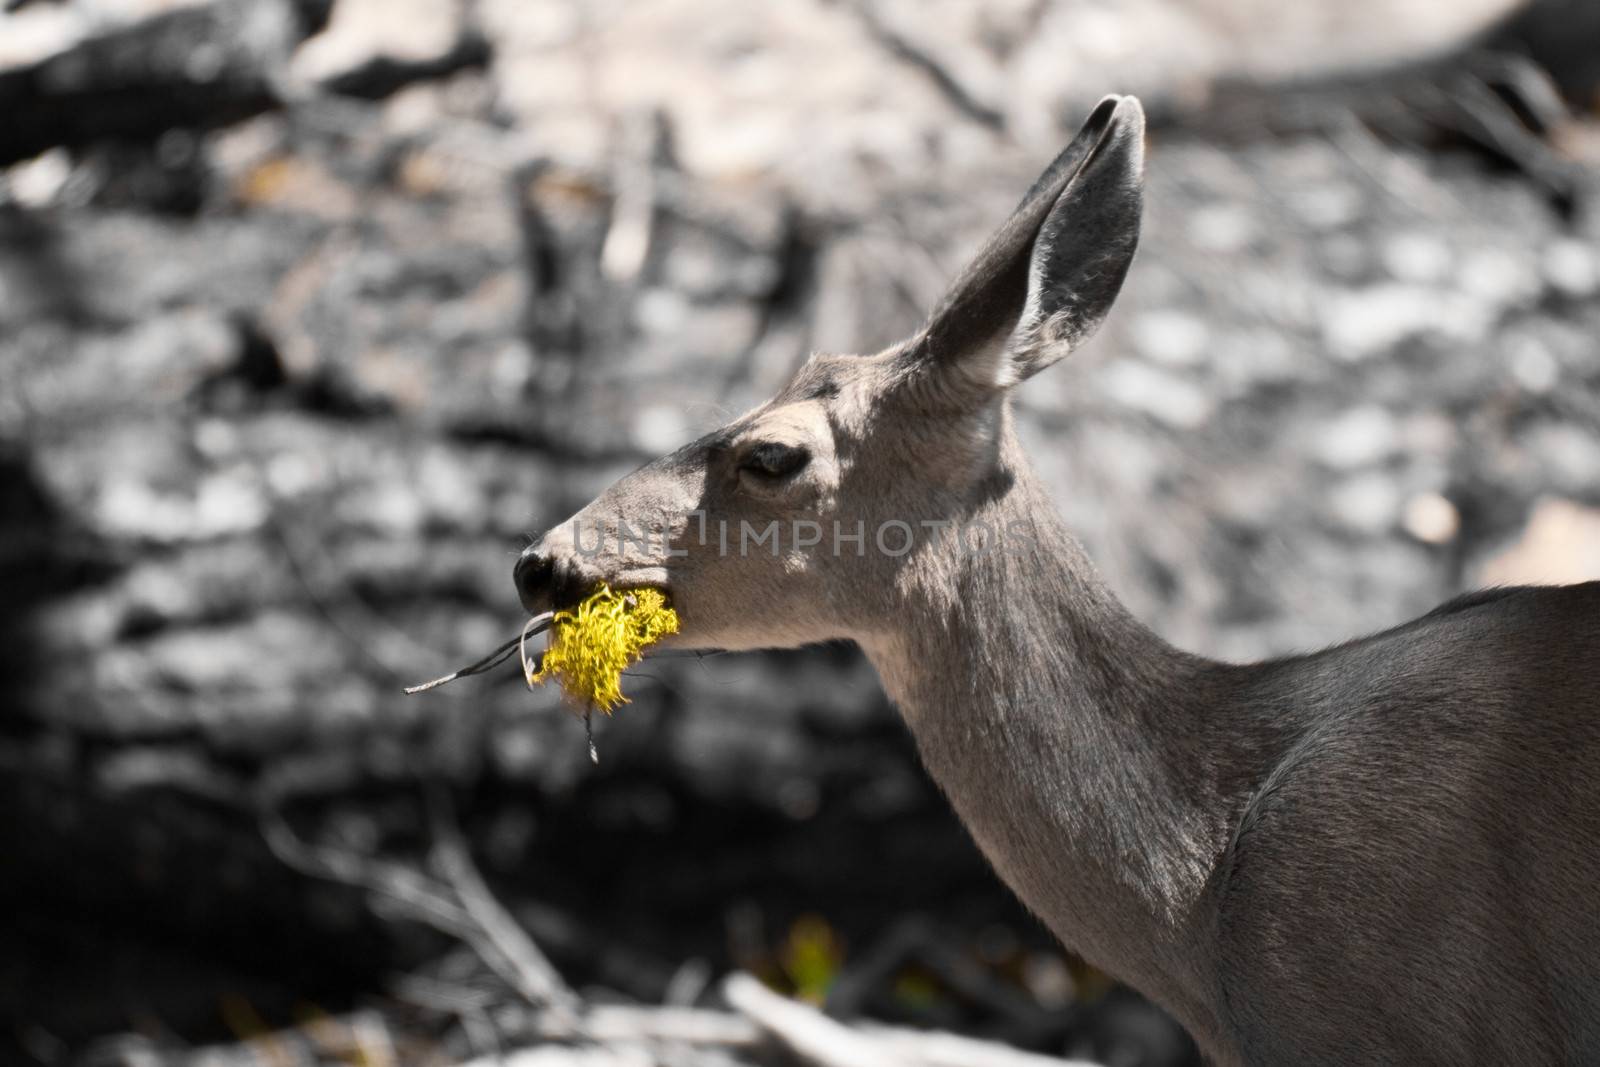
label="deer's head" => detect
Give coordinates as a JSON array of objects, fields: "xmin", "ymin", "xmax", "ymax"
[{"xmin": 515, "ymin": 96, "xmax": 1146, "ymax": 653}]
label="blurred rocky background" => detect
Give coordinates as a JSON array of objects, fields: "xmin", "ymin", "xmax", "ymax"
[{"xmin": 2, "ymin": 0, "xmax": 1598, "ymax": 1064}]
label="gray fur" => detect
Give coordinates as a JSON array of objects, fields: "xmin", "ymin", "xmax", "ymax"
[{"xmin": 515, "ymin": 95, "xmax": 1600, "ymax": 1065}]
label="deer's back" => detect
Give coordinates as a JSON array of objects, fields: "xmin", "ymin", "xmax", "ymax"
[{"xmin": 1213, "ymin": 582, "xmax": 1600, "ymax": 1066}]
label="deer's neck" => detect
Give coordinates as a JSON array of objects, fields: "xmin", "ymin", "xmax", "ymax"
[{"xmin": 859, "ymin": 431, "xmax": 1250, "ymax": 1033}]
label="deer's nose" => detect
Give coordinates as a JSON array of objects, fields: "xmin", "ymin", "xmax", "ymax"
[{"xmin": 514, "ymin": 548, "xmax": 555, "ymax": 610}]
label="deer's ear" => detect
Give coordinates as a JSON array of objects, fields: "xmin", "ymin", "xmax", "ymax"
[{"xmin": 907, "ymin": 95, "xmax": 1145, "ymax": 393}]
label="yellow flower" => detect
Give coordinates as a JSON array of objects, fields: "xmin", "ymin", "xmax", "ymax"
[{"xmin": 530, "ymin": 586, "xmax": 679, "ymax": 712}]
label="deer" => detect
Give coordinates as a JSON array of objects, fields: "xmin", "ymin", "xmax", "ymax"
[{"xmin": 512, "ymin": 95, "xmax": 1600, "ymax": 1065}]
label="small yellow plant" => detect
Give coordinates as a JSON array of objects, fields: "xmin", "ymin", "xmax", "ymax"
[{"xmin": 529, "ymin": 586, "xmax": 678, "ymax": 712}]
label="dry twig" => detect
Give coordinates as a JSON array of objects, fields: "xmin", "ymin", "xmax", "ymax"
[
  {"xmin": 426, "ymin": 784, "xmax": 580, "ymax": 1013},
  {"xmin": 402, "ymin": 613, "xmax": 551, "ymax": 694},
  {"xmin": 256, "ymin": 781, "xmax": 578, "ymax": 1017}
]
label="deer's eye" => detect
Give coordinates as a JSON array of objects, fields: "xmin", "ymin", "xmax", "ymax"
[{"xmin": 739, "ymin": 442, "xmax": 809, "ymax": 481}]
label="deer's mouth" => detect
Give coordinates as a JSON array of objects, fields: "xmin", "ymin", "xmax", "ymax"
[{"xmin": 512, "ymin": 545, "xmax": 681, "ymax": 629}]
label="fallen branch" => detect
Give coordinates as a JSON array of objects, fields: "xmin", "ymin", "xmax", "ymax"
[
  {"xmin": 722, "ymin": 972, "xmax": 912, "ymax": 1067},
  {"xmin": 529, "ymin": 1004, "xmax": 763, "ymax": 1048},
  {"xmin": 257, "ymin": 781, "xmax": 579, "ymax": 1016},
  {"xmin": 722, "ymin": 973, "xmax": 1105, "ymax": 1067},
  {"xmin": 427, "ymin": 785, "xmax": 580, "ymax": 1013}
]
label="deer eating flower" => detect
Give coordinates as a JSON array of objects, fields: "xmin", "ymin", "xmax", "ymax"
[
  {"xmin": 527, "ymin": 585, "xmax": 679, "ymax": 713},
  {"xmin": 508, "ymin": 95, "xmax": 1600, "ymax": 1065}
]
